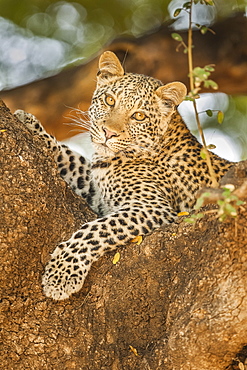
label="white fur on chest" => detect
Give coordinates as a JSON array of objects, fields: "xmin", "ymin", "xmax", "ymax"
[{"xmin": 91, "ymin": 164, "xmax": 118, "ymax": 214}]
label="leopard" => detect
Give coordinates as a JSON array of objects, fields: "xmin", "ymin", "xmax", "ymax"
[{"xmin": 15, "ymin": 51, "xmax": 233, "ymax": 300}]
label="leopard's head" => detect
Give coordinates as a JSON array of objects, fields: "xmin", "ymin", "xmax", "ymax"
[{"xmin": 89, "ymin": 51, "xmax": 187, "ymax": 157}]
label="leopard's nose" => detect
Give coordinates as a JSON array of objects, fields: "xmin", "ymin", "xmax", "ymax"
[{"xmin": 103, "ymin": 127, "xmax": 118, "ymax": 140}]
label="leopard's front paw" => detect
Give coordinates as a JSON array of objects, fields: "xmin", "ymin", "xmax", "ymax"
[
  {"xmin": 42, "ymin": 241, "xmax": 92, "ymax": 300},
  {"xmin": 14, "ymin": 109, "xmax": 44, "ymax": 134}
]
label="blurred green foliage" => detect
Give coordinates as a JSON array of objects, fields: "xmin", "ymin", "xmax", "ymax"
[
  {"xmin": 0, "ymin": 0, "xmax": 171, "ymax": 88},
  {"xmin": 0, "ymin": 0, "xmax": 246, "ymax": 84},
  {"xmin": 0, "ymin": 0, "xmax": 247, "ymax": 160},
  {"xmin": 1, "ymin": 0, "xmax": 246, "ymax": 63},
  {"xmin": 0, "ymin": 0, "xmax": 171, "ymax": 50}
]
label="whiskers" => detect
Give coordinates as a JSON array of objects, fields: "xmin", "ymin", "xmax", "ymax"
[
  {"xmin": 90, "ymin": 122, "xmax": 104, "ymax": 143},
  {"xmin": 64, "ymin": 106, "xmax": 91, "ymax": 134}
]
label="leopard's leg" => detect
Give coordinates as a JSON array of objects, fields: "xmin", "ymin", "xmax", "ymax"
[
  {"xmin": 14, "ymin": 110, "xmax": 93, "ymax": 201},
  {"xmin": 42, "ymin": 200, "xmax": 177, "ymax": 300}
]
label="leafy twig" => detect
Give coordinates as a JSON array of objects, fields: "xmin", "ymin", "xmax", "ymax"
[{"xmin": 187, "ymin": 0, "xmax": 218, "ymax": 187}]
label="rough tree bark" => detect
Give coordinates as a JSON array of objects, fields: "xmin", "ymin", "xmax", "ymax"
[
  {"xmin": 1, "ymin": 99, "xmax": 247, "ymax": 369},
  {"xmin": 1, "ymin": 13, "xmax": 247, "ymax": 141}
]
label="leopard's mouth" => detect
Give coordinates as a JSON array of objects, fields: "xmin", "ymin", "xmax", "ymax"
[{"xmin": 92, "ymin": 139, "xmax": 120, "ymax": 156}]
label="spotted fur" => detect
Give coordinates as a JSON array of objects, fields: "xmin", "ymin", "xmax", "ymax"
[{"xmin": 15, "ymin": 51, "xmax": 232, "ymax": 300}]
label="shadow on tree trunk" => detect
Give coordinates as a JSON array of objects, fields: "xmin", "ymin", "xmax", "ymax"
[{"xmin": 1, "ymin": 100, "xmax": 247, "ymax": 369}]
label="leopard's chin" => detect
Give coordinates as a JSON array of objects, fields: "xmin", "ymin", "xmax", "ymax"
[{"xmin": 92, "ymin": 141, "xmax": 118, "ymax": 157}]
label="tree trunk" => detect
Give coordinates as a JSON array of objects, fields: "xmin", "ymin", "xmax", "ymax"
[{"xmin": 1, "ymin": 101, "xmax": 247, "ymax": 369}]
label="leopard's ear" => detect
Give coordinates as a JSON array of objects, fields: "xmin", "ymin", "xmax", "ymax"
[
  {"xmin": 97, "ymin": 51, "xmax": 124, "ymax": 85},
  {"xmin": 155, "ymin": 82, "xmax": 187, "ymax": 106}
]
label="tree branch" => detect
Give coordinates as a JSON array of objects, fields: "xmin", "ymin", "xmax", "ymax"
[{"xmin": 1, "ymin": 101, "xmax": 247, "ymax": 369}]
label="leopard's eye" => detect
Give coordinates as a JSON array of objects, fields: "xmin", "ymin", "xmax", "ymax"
[
  {"xmin": 105, "ymin": 95, "xmax": 115, "ymax": 107},
  {"xmin": 132, "ymin": 112, "xmax": 146, "ymax": 121}
]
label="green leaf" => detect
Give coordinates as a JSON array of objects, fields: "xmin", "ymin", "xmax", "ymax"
[
  {"xmin": 200, "ymin": 148, "xmax": 207, "ymax": 160},
  {"xmin": 183, "ymin": 2, "xmax": 191, "ymax": 8},
  {"xmin": 236, "ymin": 200, "xmax": 244, "ymax": 206},
  {"xmin": 184, "ymin": 217, "xmax": 196, "ymax": 224},
  {"xmin": 225, "ymin": 203, "xmax": 237, "ymax": 216},
  {"xmin": 200, "ymin": 26, "xmax": 208, "ymax": 34},
  {"xmin": 217, "ymin": 110, "xmax": 224, "ymax": 124},
  {"xmin": 205, "ymin": 109, "xmax": 213, "ymax": 117},
  {"xmin": 184, "ymin": 213, "xmax": 204, "ymax": 223},
  {"xmin": 222, "ymin": 187, "xmax": 231, "ymax": 197},
  {"xmin": 207, "ymin": 144, "xmax": 216, "ymax": 149},
  {"xmin": 196, "ymin": 213, "xmax": 204, "ymax": 219},
  {"xmin": 185, "ymin": 96, "xmax": 195, "ymax": 101},
  {"xmin": 171, "ymin": 33, "xmax": 183, "ymax": 42},
  {"xmin": 193, "ymin": 66, "xmax": 206, "ymax": 75},
  {"xmin": 194, "ymin": 192, "xmax": 211, "ymax": 210},
  {"xmin": 217, "ymin": 199, "xmax": 224, "ymax": 206},
  {"xmin": 204, "ymin": 0, "xmax": 214, "ymax": 5},
  {"xmin": 219, "ymin": 213, "xmax": 227, "ymax": 222},
  {"xmin": 193, "ymin": 67, "xmax": 211, "ymax": 82},
  {"xmin": 204, "ymin": 79, "xmax": 218, "ymax": 90},
  {"xmin": 173, "ymin": 8, "xmax": 182, "ymax": 17},
  {"xmin": 204, "ymin": 65, "xmax": 215, "ymax": 72}
]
